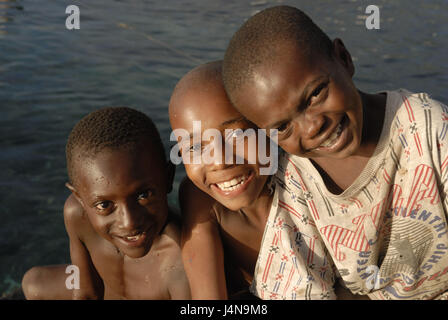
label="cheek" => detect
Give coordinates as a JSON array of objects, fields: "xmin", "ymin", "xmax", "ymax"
[
  {"xmin": 86, "ymin": 212, "xmax": 112, "ymax": 238},
  {"xmin": 252, "ymin": 174, "xmax": 269, "ymax": 195},
  {"xmin": 151, "ymin": 200, "xmax": 169, "ymax": 221},
  {"xmin": 345, "ymin": 96, "xmax": 363, "ymax": 138},
  {"xmin": 327, "ymin": 85, "xmax": 349, "ymax": 113},
  {"xmin": 185, "ymin": 165, "xmax": 207, "ymax": 189},
  {"xmin": 329, "ymin": 79, "xmax": 363, "ymax": 137},
  {"xmin": 254, "ymin": 134, "xmax": 273, "ymax": 161},
  {"xmin": 281, "ymin": 144, "xmax": 299, "ymax": 156},
  {"xmin": 279, "ymin": 135, "xmax": 302, "ymax": 156},
  {"xmin": 148, "ymin": 204, "xmax": 168, "ymax": 235},
  {"xmin": 329, "ymin": 70, "xmax": 357, "ymax": 108}
]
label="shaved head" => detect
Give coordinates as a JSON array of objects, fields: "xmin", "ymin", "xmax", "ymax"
[
  {"xmin": 169, "ymin": 61, "xmax": 222, "ymax": 112},
  {"xmin": 222, "ymin": 5, "xmax": 333, "ymax": 108},
  {"xmin": 169, "ymin": 60, "xmax": 227, "ymax": 125}
]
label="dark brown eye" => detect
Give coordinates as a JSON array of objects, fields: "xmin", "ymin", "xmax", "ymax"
[
  {"xmin": 312, "ymin": 85, "xmax": 324, "ymax": 97},
  {"xmin": 189, "ymin": 143, "xmax": 202, "ymax": 154},
  {"xmin": 95, "ymin": 201, "xmax": 112, "ymax": 211},
  {"xmin": 277, "ymin": 122, "xmax": 290, "ymax": 133},
  {"xmin": 137, "ymin": 190, "xmax": 153, "ymax": 201},
  {"xmin": 308, "ymin": 82, "xmax": 328, "ymax": 105}
]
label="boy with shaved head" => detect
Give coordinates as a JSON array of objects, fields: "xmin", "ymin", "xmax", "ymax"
[
  {"xmin": 223, "ymin": 6, "xmax": 448, "ymax": 299},
  {"xmin": 22, "ymin": 107, "xmax": 190, "ymax": 300}
]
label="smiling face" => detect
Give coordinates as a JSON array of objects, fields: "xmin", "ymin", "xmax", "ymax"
[
  {"xmin": 69, "ymin": 140, "xmax": 172, "ymax": 259},
  {"xmin": 169, "ymin": 68, "xmax": 269, "ymax": 211},
  {"xmin": 230, "ymin": 39, "xmax": 364, "ymax": 160}
]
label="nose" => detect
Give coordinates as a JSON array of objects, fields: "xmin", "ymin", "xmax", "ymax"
[
  {"xmin": 205, "ymin": 134, "xmax": 235, "ymax": 170},
  {"xmin": 300, "ymin": 110, "xmax": 326, "ymax": 140},
  {"xmin": 117, "ymin": 202, "xmax": 144, "ymax": 233}
]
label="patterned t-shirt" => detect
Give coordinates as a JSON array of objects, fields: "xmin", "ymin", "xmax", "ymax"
[
  {"xmin": 256, "ymin": 89, "xmax": 448, "ymax": 300},
  {"xmin": 250, "ymin": 149, "xmax": 337, "ymax": 300}
]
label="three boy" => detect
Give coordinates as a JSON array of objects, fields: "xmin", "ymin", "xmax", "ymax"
[{"xmin": 22, "ymin": 5, "xmax": 448, "ymax": 300}]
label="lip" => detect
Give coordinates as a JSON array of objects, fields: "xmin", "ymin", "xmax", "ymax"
[
  {"xmin": 210, "ymin": 171, "xmax": 255, "ymax": 198},
  {"xmin": 314, "ymin": 115, "xmax": 350, "ymax": 153},
  {"xmin": 115, "ymin": 226, "xmax": 152, "ymax": 248}
]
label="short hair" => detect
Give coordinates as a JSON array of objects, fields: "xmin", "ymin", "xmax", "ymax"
[
  {"xmin": 222, "ymin": 5, "xmax": 333, "ymax": 101},
  {"xmin": 66, "ymin": 107, "xmax": 165, "ymax": 185},
  {"xmin": 170, "ymin": 60, "xmax": 222, "ymax": 107}
]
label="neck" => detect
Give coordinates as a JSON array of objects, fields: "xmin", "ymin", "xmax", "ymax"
[
  {"xmin": 239, "ymin": 180, "xmax": 273, "ymax": 224},
  {"xmin": 356, "ymin": 90, "xmax": 387, "ymax": 157}
]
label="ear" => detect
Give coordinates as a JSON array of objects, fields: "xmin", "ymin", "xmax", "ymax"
[
  {"xmin": 332, "ymin": 38, "xmax": 355, "ymax": 77},
  {"xmin": 65, "ymin": 182, "xmax": 85, "ymax": 207},
  {"xmin": 165, "ymin": 161, "xmax": 175, "ymax": 194}
]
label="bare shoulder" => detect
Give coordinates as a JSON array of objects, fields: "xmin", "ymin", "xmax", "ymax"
[
  {"xmin": 155, "ymin": 217, "xmax": 186, "ymax": 270},
  {"xmin": 160, "ymin": 210, "xmax": 183, "ymax": 246},
  {"xmin": 63, "ymin": 194, "xmax": 89, "ymax": 238},
  {"xmin": 179, "ymin": 177, "xmax": 217, "ymax": 222}
]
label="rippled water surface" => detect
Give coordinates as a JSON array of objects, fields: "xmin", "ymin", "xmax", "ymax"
[{"xmin": 1, "ymin": 0, "xmax": 447, "ymax": 296}]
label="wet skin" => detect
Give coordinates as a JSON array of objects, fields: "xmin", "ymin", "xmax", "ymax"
[
  {"xmin": 230, "ymin": 39, "xmax": 386, "ymax": 193},
  {"xmin": 62, "ymin": 141, "xmax": 190, "ymax": 299}
]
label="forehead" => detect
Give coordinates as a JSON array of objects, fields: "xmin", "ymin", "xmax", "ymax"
[
  {"xmin": 171, "ymin": 81, "xmax": 244, "ymax": 132},
  {"xmin": 73, "ymin": 143, "xmax": 166, "ymax": 195},
  {"xmin": 234, "ymin": 44, "xmax": 332, "ymax": 127}
]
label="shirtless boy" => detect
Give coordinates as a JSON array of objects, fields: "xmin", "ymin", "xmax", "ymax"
[
  {"xmin": 22, "ymin": 107, "xmax": 190, "ymax": 299},
  {"xmin": 222, "ymin": 6, "xmax": 448, "ymax": 299},
  {"xmin": 169, "ymin": 61, "xmax": 348, "ymax": 300}
]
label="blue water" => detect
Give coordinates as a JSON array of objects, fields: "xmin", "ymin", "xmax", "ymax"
[{"xmin": 1, "ymin": 0, "xmax": 447, "ymax": 297}]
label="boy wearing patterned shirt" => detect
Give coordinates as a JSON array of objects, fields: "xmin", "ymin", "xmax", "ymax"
[{"xmin": 222, "ymin": 6, "xmax": 448, "ymax": 299}]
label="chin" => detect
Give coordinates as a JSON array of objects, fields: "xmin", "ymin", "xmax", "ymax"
[
  {"xmin": 219, "ymin": 197, "xmax": 253, "ymax": 212},
  {"xmin": 118, "ymin": 236, "xmax": 154, "ymax": 259},
  {"xmin": 123, "ymin": 247, "xmax": 150, "ymax": 259}
]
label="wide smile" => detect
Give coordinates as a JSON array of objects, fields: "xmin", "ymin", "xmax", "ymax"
[
  {"xmin": 314, "ymin": 115, "xmax": 349, "ymax": 152},
  {"xmin": 210, "ymin": 171, "xmax": 255, "ymax": 198},
  {"xmin": 115, "ymin": 227, "xmax": 151, "ymax": 248}
]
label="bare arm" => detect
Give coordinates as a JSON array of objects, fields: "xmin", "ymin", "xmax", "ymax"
[
  {"xmin": 63, "ymin": 194, "xmax": 104, "ymax": 300},
  {"xmin": 179, "ymin": 178, "xmax": 228, "ymax": 300}
]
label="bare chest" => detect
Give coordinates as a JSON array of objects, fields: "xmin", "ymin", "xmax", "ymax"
[
  {"xmin": 217, "ymin": 210, "xmax": 266, "ymax": 281},
  {"xmin": 85, "ymin": 236, "xmax": 170, "ymax": 299}
]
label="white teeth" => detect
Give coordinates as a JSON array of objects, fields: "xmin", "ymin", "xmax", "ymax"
[
  {"xmin": 125, "ymin": 233, "xmax": 143, "ymax": 241},
  {"xmin": 320, "ymin": 123, "xmax": 342, "ymax": 147},
  {"xmin": 216, "ymin": 175, "xmax": 247, "ymax": 191}
]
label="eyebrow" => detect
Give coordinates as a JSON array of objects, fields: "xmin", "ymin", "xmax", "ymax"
[
  {"xmin": 266, "ymin": 74, "xmax": 329, "ymax": 130},
  {"xmin": 220, "ymin": 116, "xmax": 246, "ymax": 127},
  {"xmin": 88, "ymin": 182, "xmax": 156, "ymax": 203},
  {"xmin": 267, "ymin": 119, "xmax": 288, "ymax": 131},
  {"xmin": 183, "ymin": 116, "xmax": 248, "ymax": 140}
]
